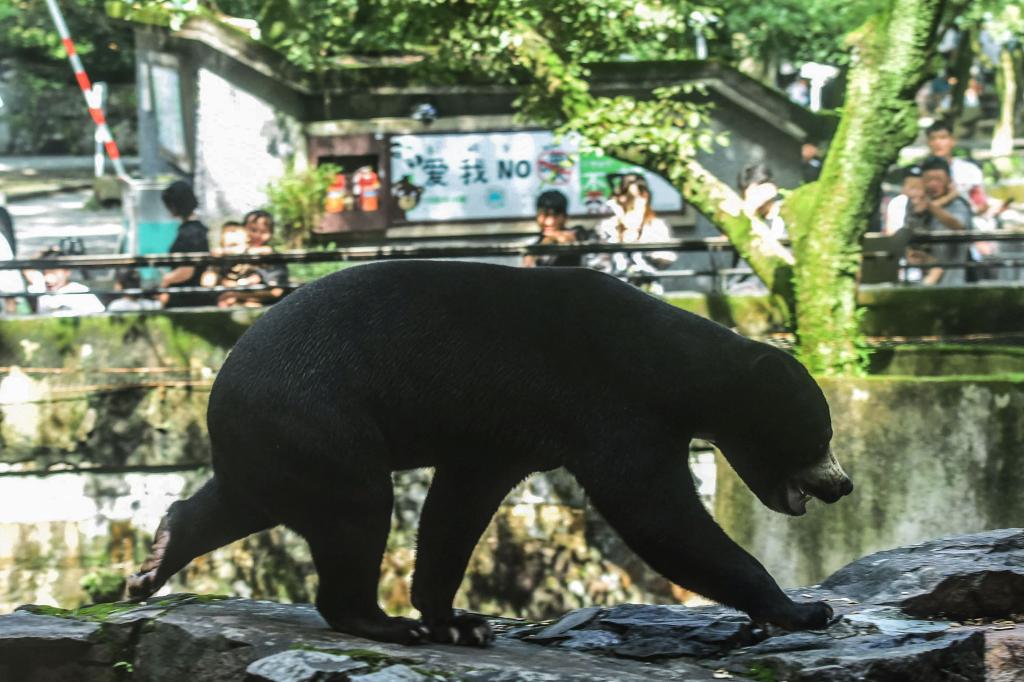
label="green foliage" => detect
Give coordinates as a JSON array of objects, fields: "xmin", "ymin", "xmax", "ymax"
[
  {"xmin": 0, "ymin": 0, "xmax": 134, "ymax": 79},
  {"xmin": 80, "ymin": 568, "xmax": 127, "ymax": 604},
  {"xmin": 20, "ymin": 600, "xmax": 138, "ymax": 622},
  {"xmin": 569, "ymin": 86, "xmax": 719, "ymax": 164},
  {"xmin": 1, "ymin": 69, "xmax": 65, "ymax": 152},
  {"xmin": 288, "ymin": 258, "xmax": 358, "ymax": 285},
  {"xmin": 744, "ymin": 664, "xmax": 779, "ymax": 682},
  {"xmin": 712, "ymin": 0, "xmax": 884, "ymax": 67},
  {"xmin": 216, "ymin": 0, "xmax": 701, "ymax": 70},
  {"xmin": 113, "ymin": 661, "xmax": 134, "ymax": 674},
  {"xmin": 264, "ymin": 163, "xmax": 341, "ymax": 248}
]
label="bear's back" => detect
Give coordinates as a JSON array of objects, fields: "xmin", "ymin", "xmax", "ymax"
[{"xmin": 214, "ymin": 260, "xmax": 741, "ymax": 420}]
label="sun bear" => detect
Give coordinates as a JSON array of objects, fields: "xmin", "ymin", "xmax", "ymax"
[{"xmin": 128, "ymin": 260, "xmax": 853, "ymax": 646}]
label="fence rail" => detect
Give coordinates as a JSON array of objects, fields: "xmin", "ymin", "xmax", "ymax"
[
  {"xmin": 3, "ymin": 230, "xmax": 1024, "ymax": 301},
  {"xmin": 4, "ymin": 229, "xmax": 1024, "ymax": 270}
]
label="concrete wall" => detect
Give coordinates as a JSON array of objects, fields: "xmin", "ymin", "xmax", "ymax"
[
  {"xmin": 715, "ymin": 377, "xmax": 1024, "ymax": 588},
  {"xmin": 134, "ymin": 29, "xmax": 305, "ymax": 225},
  {"xmin": 192, "ymin": 68, "xmax": 298, "ymax": 223}
]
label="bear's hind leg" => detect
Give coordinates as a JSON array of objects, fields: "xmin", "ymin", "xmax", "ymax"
[
  {"xmin": 292, "ymin": 473, "xmax": 430, "ymax": 645},
  {"xmin": 411, "ymin": 466, "xmax": 525, "ymax": 646},
  {"xmin": 127, "ymin": 477, "xmax": 272, "ymax": 600}
]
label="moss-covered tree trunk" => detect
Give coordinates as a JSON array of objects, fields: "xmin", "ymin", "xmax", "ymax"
[
  {"xmin": 780, "ymin": 0, "xmax": 945, "ymax": 374},
  {"xmin": 991, "ymin": 45, "xmax": 1020, "ymax": 175}
]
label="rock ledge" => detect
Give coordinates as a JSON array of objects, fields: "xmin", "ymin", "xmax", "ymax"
[{"xmin": 1, "ymin": 529, "xmax": 1021, "ymax": 681}]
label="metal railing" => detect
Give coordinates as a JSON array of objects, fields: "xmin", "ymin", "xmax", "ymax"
[{"xmin": 2, "ymin": 230, "xmax": 1024, "ymax": 304}]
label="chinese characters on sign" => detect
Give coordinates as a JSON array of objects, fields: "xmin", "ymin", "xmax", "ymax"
[{"xmin": 389, "ymin": 131, "xmax": 683, "ymax": 222}]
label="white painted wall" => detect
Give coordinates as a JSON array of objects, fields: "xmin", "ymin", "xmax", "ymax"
[{"xmin": 192, "ymin": 68, "xmax": 298, "ymax": 228}]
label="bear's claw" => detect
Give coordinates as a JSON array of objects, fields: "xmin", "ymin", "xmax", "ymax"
[
  {"xmin": 426, "ymin": 614, "xmax": 494, "ymax": 647},
  {"xmin": 126, "ymin": 522, "xmax": 172, "ymax": 600}
]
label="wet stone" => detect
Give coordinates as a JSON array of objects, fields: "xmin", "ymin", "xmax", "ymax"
[
  {"xmin": 0, "ymin": 611, "xmax": 100, "ymax": 660},
  {"xmin": 555, "ymin": 629, "xmax": 622, "ymax": 652},
  {"xmin": 0, "ymin": 530, "xmax": 1018, "ymax": 681},
  {"xmin": 611, "ymin": 635, "xmax": 719, "ymax": 660},
  {"xmin": 734, "ymin": 630, "xmax": 986, "ymax": 682},
  {"xmin": 842, "ymin": 607, "xmax": 950, "ymax": 636},
  {"xmin": 350, "ymin": 664, "xmax": 431, "ymax": 681},
  {"xmin": 245, "ymin": 650, "xmax": 369, "ymax": 681},
  {"xmin": 531, "ymin": 606, "xmax": 602, "ymax": 640},
  {"xmin": 821, "ymin": 528, "xmax": 1024, "ymax": 620},
  {"xmin": 598, "ymin": 604, "xmax": 756, "ymax": 650}
]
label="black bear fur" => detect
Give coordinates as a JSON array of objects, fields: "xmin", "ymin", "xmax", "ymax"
[{"xmin": 128, "ymin": 260, "xmax": 853, "ymax": 646}]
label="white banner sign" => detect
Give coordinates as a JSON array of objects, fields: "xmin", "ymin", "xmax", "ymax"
[{"xmin": 389, "ymin": 130, "xmax": 683, "ymax": 222}]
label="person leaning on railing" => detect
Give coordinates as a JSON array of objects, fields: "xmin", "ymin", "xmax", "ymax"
[
  {"xmin": 523, "ymin": 190, "xmax": 591, "ymax": 268},
  {"xmin": 24, "ymin": 245, "xmax": 105, "ymax": 316},
  {"xmin": 907, "ymin": 156, "xmax": 973, "ymax": 287},
  {"xmin": 159, "ymin": 181, "xmax": 213, "ymax": 308},
  {"xmin": 231, "ymin": 209, "xmax": 289, "ymax": 306},
  {"xmin": 591, "ymin": 173, "xmax": 677, "ymax": 294}
]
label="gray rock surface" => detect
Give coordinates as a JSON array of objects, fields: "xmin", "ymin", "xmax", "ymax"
[
  {"xmin": 0, "ymin": 610, "xmax": 100, "ymax": 651},
  {"xmin": 822, "ymin": 528, "xmax": 1024, "ymax": 619},
  {"xmin": 350, "ymin": 664, "xmax": 431, "ymax": 681},
  {"xmin": 0, "ymin": 530, "xmax": 1021, "ymax": 681},
  {"xmin": 246, "ymin": 649, "xmax": 369, "ymax": 681}
]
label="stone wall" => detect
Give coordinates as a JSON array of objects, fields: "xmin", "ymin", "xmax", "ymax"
[
  {"xmin": 715, "ymin": 377, "xmax": 1024, "ymax": 588},
  {"xmin": 666, "ymin": 285, "xmax": 1024, "ymax": 339},
  {"xmin": 0, "ymin": 311, "xmax": 238, "ymax": 614}
]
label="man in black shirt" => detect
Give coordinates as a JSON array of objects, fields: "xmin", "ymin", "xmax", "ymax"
[
  {"xmin": 522, "ymin": 190, "xmax": 588, "ymax": 268},
  {"xmin": 160, "ymin": 181, "xmax": 212, "ymax": 307}
]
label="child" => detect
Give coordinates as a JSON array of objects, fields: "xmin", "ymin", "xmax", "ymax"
[
  {"xmin": 27, "ymin": 246, "xmax": 105, "ymax": 315},
  {"xmin": 201, "ymin": 222, "xmax": 262, "ymax": 308},
  {"xmin": 107, "ymin": 269, "xmax": 162, "ymax": 312},
  {"xmin": 240, "ymin": 210, "xmax": 288, "ymax": 305},
  {"xmin": 884, "ymin": 166, "xmax": 929, "ymax": 234}
]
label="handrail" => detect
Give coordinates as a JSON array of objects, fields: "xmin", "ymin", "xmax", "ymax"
[
  {"xmin": 3, "ymin": 230, "xmax": 1024, "ymax": 303},
  {"xmin": 4, "ymin": 229, "xmax": 1023, "ymax": 271},
  {"xmin": 0, "ymin": 238, "xmax": 733, "ymax": 271}
]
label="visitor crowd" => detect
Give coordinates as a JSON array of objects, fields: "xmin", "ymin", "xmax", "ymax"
[
  {"xmin": 0, "ymin": 181, "xmax": 288, "ymax": 315},
  {"xmin": 881, "ymin": 120, "xmax": 1006, "ymax": 286}
]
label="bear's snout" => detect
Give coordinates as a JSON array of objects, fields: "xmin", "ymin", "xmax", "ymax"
[{"xmin": 796, "ymin": 450, "xmax": 853, "ymax": 504}]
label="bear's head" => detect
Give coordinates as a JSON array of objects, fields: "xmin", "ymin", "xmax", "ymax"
[{"xmin": 711, "ymin": 348, "xmax": 853, "ymax": 516}]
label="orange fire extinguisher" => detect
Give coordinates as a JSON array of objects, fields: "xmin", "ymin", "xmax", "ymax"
[
  {"xmin": 354, "ymin": 166, "xmax": 381, "ymax": 212},
  {"xmin": 324, "ymin": 173, "xmax": 349, "ymax": 213}
]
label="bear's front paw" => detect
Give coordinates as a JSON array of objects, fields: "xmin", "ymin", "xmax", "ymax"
[
  {"xmin": 769, "ymin": 601, "xmax": 834, "ymax": 631},
  {"xmin": 425, "ymin": 613, "xmax": 493, "ymax": 647}
]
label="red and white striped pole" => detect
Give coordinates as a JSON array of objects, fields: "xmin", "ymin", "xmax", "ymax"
[{"xmin": 44, "ymin": 0, "xmax": 129, "ymax": 180}]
